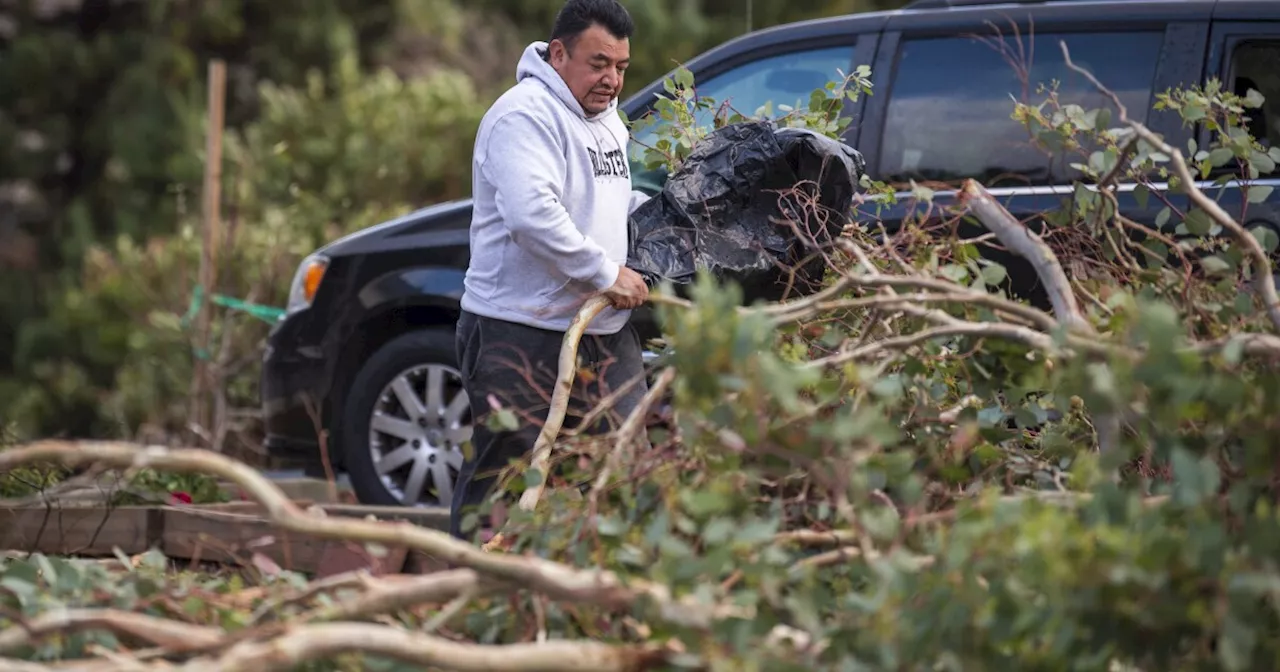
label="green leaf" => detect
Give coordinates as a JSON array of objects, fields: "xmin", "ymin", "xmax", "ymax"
[
  {"xmin": 1155, "ymin": 206, "xmax": 1172, "ymax": 228},
  {"xmin": 680, "ymin": 489, "xmax": 731, "ymax": 518},
  {"xmin": 1244, "ymin": 87, "xmax": 1266, "ymax": 109},
  {"xmin": 1250, "ymin": 150, "xmax": 1277, "ymax": 175},
  {"xmin": 1236, "ymin": 291, "xmax": 1256, "ymax": 314},
  {"xmin": 701, "ymin": 517, "xmax": 737, "ymax": 545},
  {"xmin": 673, "ymin": 66, "xmax": 694, "ymax": 90},
  {"xmin": 596, "ymin": 515, "xmax": 626, "ymax": 536},
  {"xmin": 1218, "ymin": 611, "xmax": 1257, "ymax": 671},
  {"xmin": 1250, "ymin": 225, "xmax": 1280, "ymax": 253},
  {"xmin": 1134, "ymin": 183, "xmax": 1150, "ymax": 210},
  {"xmin": 939, "ymin": 264, "xmax": 968, "ymax": 283},
  {"xmin": 1184, "ymin": 208, "xmax": 1213, "ymax": 235},
  {"xmin": 1246, "ymin": 185, "xmax": 1274, "ymax": 204},
  {"xmin": 1200, "ymin": 254, "xmax": 1232, "ymax": 275},
  {"xmin": 1209, "ymin": 147, "xmax": 1235, "ymax": 167},
  {"xmin": 980, "ymin": 262, "xmax": 1008, "ymax": 286},
  {"xmin": 486, "ymin": 408, "xmax": 519, "ymax": 432},
  {"xmin": 1170, "ymin": 447, "xmax": 1220, "ymax": 506}
]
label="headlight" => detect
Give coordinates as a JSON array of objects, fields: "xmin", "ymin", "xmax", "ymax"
[{"xmin": 286, "ymin": 253, "xmax": 329, "ymax": 315}]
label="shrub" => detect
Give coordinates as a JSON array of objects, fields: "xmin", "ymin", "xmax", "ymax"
[{"xmin": 3, "ymin": 53, "xmax": 487, "ymax": 446}]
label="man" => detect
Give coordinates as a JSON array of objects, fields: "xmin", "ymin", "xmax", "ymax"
[{"xmin": 450, "ymin": 0, "xmax": 652, "ymax": 540}]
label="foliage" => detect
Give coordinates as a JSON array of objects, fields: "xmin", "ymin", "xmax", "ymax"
[
  {"xmin": 0, "ymin": 0, "xmax": 483, "ymax": 442},
  {"xmin": 2, "ymin": 37, "xmax": 486, "ymax": 444}
]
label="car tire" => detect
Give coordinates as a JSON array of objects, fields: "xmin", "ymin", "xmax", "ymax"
[{"xmin": 341, "ymin": 328, "xmax": 471, "ymax": 508}]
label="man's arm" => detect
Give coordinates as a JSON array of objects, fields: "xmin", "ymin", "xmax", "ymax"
[{"xmin": 481, "ymin": 111, "xmax": 619, "ymax": 292}]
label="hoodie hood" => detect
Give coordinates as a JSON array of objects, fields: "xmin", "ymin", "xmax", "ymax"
[{"xmin": 515, "ymin": 41, "xmax": 617, "ymax": 122}]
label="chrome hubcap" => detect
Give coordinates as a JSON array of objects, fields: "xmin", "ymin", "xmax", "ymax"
[{"xmin": 368, "ymin": 364, "xmax": 471, "ymax": 505}]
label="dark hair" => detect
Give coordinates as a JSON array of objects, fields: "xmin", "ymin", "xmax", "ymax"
[{"xmin": 549, "ymin": 0, "xmax": 634, "ymax": 50}]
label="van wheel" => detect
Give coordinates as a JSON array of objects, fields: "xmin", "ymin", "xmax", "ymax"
[{"xmin": 341, "ymin": 329, "xmax": 472, "ymax": 508}]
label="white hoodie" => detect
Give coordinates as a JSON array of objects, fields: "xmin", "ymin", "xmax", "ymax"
[{"xmin": 460, "ymin": 41, "xmax": 649, "ymax": 335}]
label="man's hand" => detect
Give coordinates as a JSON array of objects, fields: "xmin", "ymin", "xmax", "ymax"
[{"xmin": 603, "ymin": 266, "xmax": 649, "ymax": 310}]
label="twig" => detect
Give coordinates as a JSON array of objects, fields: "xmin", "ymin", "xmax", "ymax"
[
  {"xmin": 806, "ymin": 322, "xmax": 1067, "ymax": 369},
  {"xmin": 249, "ymin": 568, "xmax": 375, "ymax": 624},
  {"xmin": 773, "ymin": 529, "xmax": 860, "ymax": 547},
  {"xmin": 562, "ymin": 370, "xmax": 650, "ymax": 439},
  {"xmin": 299, "ymin": 569, "xmax": 484, "ymax": 624},
  {"xmin": 788, "ymin": 546, "xmax": 934, "ymax": 574},
  {"xmin": 421, "ymin": 586, "xmax": 477, "ymax": 634},
  {"xmin": 586, "ymin": 367, "xmax": 677, "ymax": 506},
  {"xmin": 189, "ymin": 59, "xmax": 227, "ymax": 441}
]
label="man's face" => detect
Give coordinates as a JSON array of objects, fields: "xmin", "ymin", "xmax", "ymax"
[{"xmin": 548, "ymin": 24, "xmax": 630, "ymax": 115}]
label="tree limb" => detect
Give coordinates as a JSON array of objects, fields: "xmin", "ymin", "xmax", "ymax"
[
  {"xmin": 958, "ymin": 179, "xmax": 1093, "ymax": 336},
  {"xmin": 0, "ymin": 441, "xmax": 743, "ymax": 631},
  {"xmin": 0, "ymin": 608, "xmax": 223, "ymax": 655},
  {"xmin": 184, "ymin": 622, "xmax": 670, "ymax": 672},
  {"xmin": 298, "ymin": 569, "xmax": 486, "ymax": 624}
]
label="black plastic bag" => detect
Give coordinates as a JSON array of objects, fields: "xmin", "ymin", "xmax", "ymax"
[{"xmin": 627, "ymin": 120, "xmax": 866, "ymax": 298}]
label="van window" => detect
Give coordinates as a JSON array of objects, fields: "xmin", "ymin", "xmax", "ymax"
[
  {"xmin": 877, "ymin": 31, "xmax": 1165, "ymax": 188},
  {"xmin": 628, "ymin": 46, "xmax": 855, "ymax": 192},
  {"xmin": 1229, "ymin": 40, "xmax": 1280, "ymax": 150}
]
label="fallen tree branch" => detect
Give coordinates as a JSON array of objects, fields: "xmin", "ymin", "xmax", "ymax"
[
  {"xmin": 184, "ymin": 622, "xmax": 671, "ymax": 672},
  {"xmin": 957, "ymin": 179, "xmax": 1125, "ymax": 452},
  {"xmin": 0, "ymin": 441, "xmax": 743, "ymax": 631},
  {"xmin": 299, "ymin": 568, "xmax": 486, "ymax": 624},
  {"xmin": 806, "ymin": 321, "xmax": 1066, "ymax": 369},
  {"xmin": 958, "ymin": 179, "xmax": 1092, "ymax": 336},
  {"xmin": 0, "ymin": 608, "xmax": 223, "ymax": 655},
  {"xmin": 1058, "ymin": 39, "xmax": 1280, "ymax": 334},
  {"xmin": 519, "ymin": 295, "xmax": 612, "ymax": 511}
]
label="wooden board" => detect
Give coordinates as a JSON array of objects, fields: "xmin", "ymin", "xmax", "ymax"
[
  {"xmin": 0, "ymin": 501, "xmax": 450, "ymax": 575},
  {"xmin": 161, "ymin": 504, "xmax": 330, "ymax": 571},
  {"xmin": 0, "ymin": 505, "xmax": 156, "ymax": 556}
]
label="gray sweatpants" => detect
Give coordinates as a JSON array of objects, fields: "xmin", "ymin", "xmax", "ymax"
[{"xmin": 449, "ymin": 309, "xmax": 649, "ymax": 540}]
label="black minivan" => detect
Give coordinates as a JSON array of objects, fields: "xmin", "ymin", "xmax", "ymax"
[{"xmin": 260, "ymin": 0, "xmax": 1280, "ymax": 508}]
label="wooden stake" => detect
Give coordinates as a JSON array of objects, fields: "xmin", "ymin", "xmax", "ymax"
[{"xmin": 190, "ymin": 59, "xmax": 227, "ymax": 443}]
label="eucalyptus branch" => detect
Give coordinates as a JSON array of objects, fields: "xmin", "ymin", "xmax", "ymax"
[
  {"xmin": 1058, "ymin": 39, "xmax": 1280, "ymax": 333},
  {"xmin": 0, "ymin": 608, "xmax": 222, "ymax": 655},
  {"xmin": 189, "ymin": 622, "xmax": 669, "ymax": 672},
  {"xmin": 0, "ymin": 441, "xmax": 744, "ymax": 631},
  {"xmin": 958, "ymin": 179, "xmax": 1092, "ymax": 335},
  {"xmin": 519, "ymin": 295, "xmax": 611, "ymax": 512}
]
